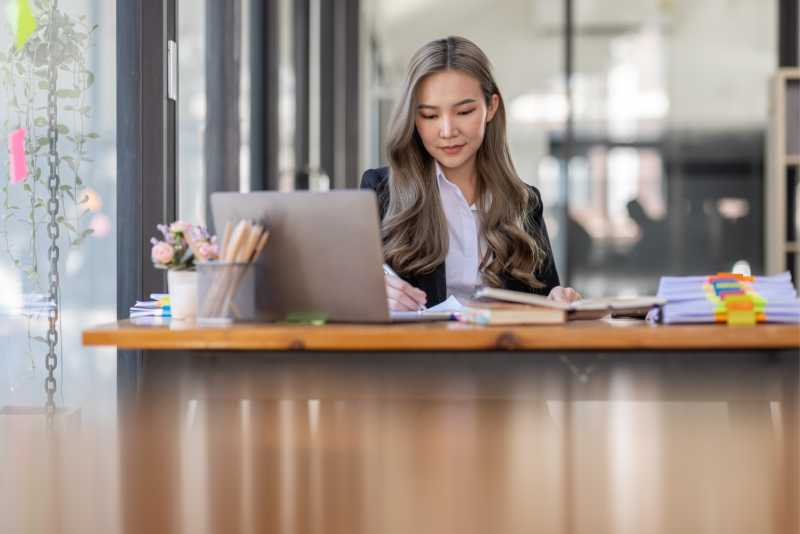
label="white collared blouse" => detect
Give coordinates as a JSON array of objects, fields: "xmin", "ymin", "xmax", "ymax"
[{"xmin": 435, "ymin": 163, "xmax": 487, "ymax": 301}]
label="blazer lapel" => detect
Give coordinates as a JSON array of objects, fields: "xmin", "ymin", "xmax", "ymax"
[{"xmin": 407, "ymin": 262, "xmax": 447, "ymax": 307}]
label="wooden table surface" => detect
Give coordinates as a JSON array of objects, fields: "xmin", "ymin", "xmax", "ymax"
[{"xmin": 82, "ymin": 319, "xmax": 800, "ymax": 351}]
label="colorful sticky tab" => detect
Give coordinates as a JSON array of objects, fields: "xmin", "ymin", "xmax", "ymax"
[
  {"xmin": 715, "ymin": 272, "xmax": 754, "ymax": 282},
  {"xmin": 8, "ymin": 128, "xmax": 28, "ymax": 184},
  {"xmin": 723, "ymin": 294, "xmax": 754, "ymax": 311},
  {"xmin": 17, "ymin": 0, "xmax": 36, "ymax": 50},
  {"xmin": 728, "ymin": 309, "xmax": 757, "ymax": 326},
  {"xmin": 285, "ymin": 312, "xmax": 328, "ymax": 325},
  {"xmin": 5, "ymin": 0, "xmax": 36, "ymax": 50}
]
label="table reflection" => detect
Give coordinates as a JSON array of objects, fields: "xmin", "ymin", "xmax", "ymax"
[{"xmin": 1, "ymin": 350, "xmax": 797, "ymax": 534}]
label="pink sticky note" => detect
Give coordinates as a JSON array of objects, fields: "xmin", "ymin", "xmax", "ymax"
[{"xmin": 8, "ymin": 128, "xmax": 28, "ymax": 184}]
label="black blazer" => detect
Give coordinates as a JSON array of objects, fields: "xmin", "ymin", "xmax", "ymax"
[{"xmin": 361, "ymin": 167, "xmax": 560, "ymax": 306}]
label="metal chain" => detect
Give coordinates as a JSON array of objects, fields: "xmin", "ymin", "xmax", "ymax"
[{"xmin": 44, "ymin": 0, "xmax": 61, "ymax": 425}]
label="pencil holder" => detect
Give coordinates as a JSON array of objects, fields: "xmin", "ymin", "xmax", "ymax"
[{"xmin": 196, "ymin": 262, "xmax": 258, "ymax": 324}]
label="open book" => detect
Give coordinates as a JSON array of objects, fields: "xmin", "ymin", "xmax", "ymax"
[
  {"xmin": 472, "ymin": 287, "xmax": 666, "ymax": 321},
  {"xmin": 389, "ymin": 295, "xmax": 465, "ymax": 322}
]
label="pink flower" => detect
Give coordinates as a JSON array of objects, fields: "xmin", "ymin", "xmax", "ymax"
[
  {"xmin": 151, "ymin": 241, "xmax": 174, "ymax": 266},
  {"xmin": 169, "ymin": 220, "xmax": 193, "ymax": 234},
  {"xmin": 197, "ymin": 242, "xmax": 220, "ymax": 261}
]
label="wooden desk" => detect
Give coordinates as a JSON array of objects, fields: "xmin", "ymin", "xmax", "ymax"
[
  {"xmin": 83, "ymin": 319, "xmax": 800, "ymax": 351},
  {"xmin": 81, "ymin": 320, "xmax": 800, "ymax": 533}
]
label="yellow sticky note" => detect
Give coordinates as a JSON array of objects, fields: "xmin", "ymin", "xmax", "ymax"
[
  {"xmin": 727, "ymin": 309, "xmax": 756, "ymax": 326},
  {"xmin": 16, "ymin": 0, "xmax": 36, "ymax": 50},
  {"xmin": 6, "ymin": 0, "xmax": 37, "ymax": 50}
]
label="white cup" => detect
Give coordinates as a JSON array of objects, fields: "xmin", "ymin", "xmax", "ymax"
[{"xmin": 167, "ymin": 270, "xmax": 198, "ymax": 320}]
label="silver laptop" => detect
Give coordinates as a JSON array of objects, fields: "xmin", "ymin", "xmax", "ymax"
[{"xmin": 210, "ymin": 190, "xmax": 452, "ymax": 323}]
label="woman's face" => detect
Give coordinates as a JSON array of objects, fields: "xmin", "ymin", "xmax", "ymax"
[{"xmin": 414, "ymin": 69, "xmax": 499, "ymax": 174}]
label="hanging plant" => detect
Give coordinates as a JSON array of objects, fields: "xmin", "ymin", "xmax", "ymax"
[
  {"xmin": 1, "ymin": 2, "xmax": 98, "ymax": 277},
  {"xmin": 0, "ymin": 0, "xmax": 99, "ymax": 374}
]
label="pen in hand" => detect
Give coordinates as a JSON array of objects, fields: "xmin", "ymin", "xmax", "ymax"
[{"xmin": 382, "ymin": 263, "xmax": 427, "ymax": 312}]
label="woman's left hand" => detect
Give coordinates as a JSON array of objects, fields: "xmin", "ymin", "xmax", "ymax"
[{"xmin": 548, "ymin": 285, "xmax": 582, "ymax": 303}]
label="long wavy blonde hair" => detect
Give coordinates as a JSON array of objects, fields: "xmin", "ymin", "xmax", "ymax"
[{"xmin": 383, "ymin": 36, "xmax": 546, "ymax": 289}]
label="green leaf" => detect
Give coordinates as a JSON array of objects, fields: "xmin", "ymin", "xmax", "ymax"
[
  {"xmin": 63, "ymin": 221, "xmax": 77, "ymax": 232},
  {"xmin": 57, "ymin": 124, "xmax": 69, "ymax": 134},
  {"xmin": 55, "ymin": 89, "xmax": 80, "ymax": 98},
  {"xmin": 85, "ymin": 72, "xmax": 94, "ymax": 88},
  {"xmin": 37, "ymin": 81, "xmax": 49, "ymax": 90},
  {"xmin": 86, "ymin": 133, "xmax": 99, "ymax": 139},
  {"xmin": 23, "ymin": 183, "xmax": 32, "ymax": 193},
  {"xmin": 59, "ymin": 185, "xmax": 71, "ymax": 192},
  {"xmin": 34, "ymin": 116, "xmax": 47, "ymax": 127}
]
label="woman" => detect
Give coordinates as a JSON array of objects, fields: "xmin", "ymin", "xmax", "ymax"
[{"xmin": 361, "ymin": 36, "xmax": 580, "ymax": 311}]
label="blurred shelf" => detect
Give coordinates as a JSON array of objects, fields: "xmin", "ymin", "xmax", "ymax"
[{"xmin": 766, "ymin": 69, "xmax": 800, "ymax": 278}]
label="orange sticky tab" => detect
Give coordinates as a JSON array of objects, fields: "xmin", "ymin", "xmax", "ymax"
[
  {"xmin": 714, "ymin": 272, "xmax": 754, "ymax": 282},
  {"xmin": 724, "ymin": 296, "xmax": 754, "ymax": 311}
]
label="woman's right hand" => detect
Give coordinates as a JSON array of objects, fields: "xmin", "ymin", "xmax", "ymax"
[{"xmin": 385, "ymin": 274, "xmax": 428, "ymax": 311}]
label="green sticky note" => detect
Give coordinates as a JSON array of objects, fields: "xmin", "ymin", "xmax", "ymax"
[
  {"xmin": 6, "ymin": 0, "xmax": 37, "ymax": 50},
  {"xmin": 284, "ymin": 312, "xmax": 328, "ymax": 325}
]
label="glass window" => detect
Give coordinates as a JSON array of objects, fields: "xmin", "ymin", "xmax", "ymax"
[
  {"xmin": 0, "ymin": 0, "xmax": 117, "ymax": 420},
  {"xmin": 178, "ymin": 0, "xmax": 296, "ymax": 225},
  {"xmin": 178, "ymin": 0, "xmax": 207, "ymax": 223},
  {"xmin": 570, "ymin": 0, "xmax": 776, "ymax": 295}
]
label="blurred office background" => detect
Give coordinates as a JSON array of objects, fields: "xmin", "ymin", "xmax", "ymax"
[
  {"xmin": 0, "ymin": 0, "xmax": 797, "ymax": 442},
  {"xmin": 179, "ymin": 0, "xmax": 783, "ymax": 298}
]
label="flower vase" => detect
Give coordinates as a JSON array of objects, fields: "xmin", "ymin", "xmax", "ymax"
[{"xmin": 167, "ymin": 270, "xmax": 198, "ymax": 320}]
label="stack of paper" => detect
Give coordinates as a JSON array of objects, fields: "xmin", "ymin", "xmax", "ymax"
[
  {"xmin": 130, "ymin": 293, "xmax": 171, "ymax": 319},
  {"xmin": 19, "ymin": 293, "xmax": 56, "ymax": 318},
  {"xmin": 651, "ymin": 272, "xmax": 800, "ymax": 325}
]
